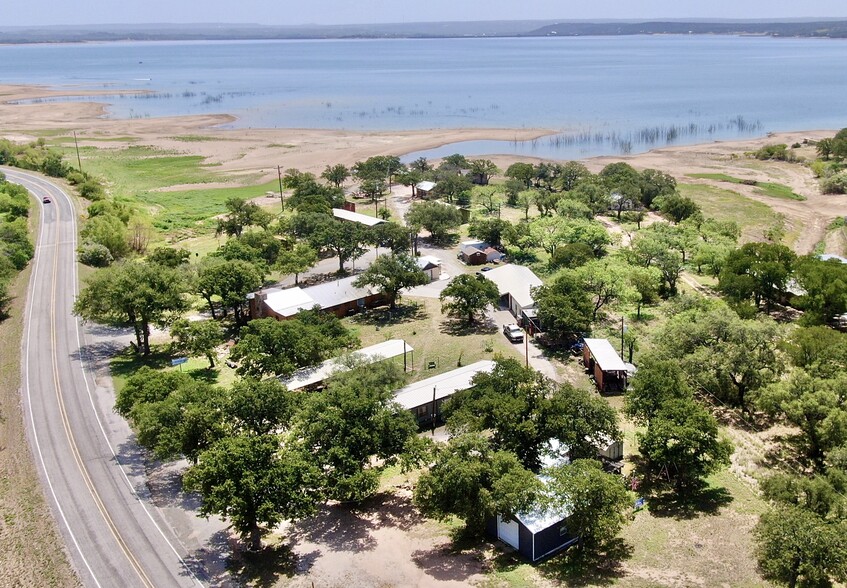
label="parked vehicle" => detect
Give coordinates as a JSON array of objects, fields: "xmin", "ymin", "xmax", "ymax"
[{"xmin": 503, "ymin": 323, "xmax": 524, "ymax": 343}]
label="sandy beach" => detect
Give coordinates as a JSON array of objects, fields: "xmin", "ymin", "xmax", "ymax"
[{"xmin": 0, "ymin": 84, "xmax": 841, "ymax": 253}]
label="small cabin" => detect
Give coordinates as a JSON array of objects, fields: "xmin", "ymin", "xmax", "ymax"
[{"xmin": 582, "ymin": 338, "xmax": 629, "ymax": 393}]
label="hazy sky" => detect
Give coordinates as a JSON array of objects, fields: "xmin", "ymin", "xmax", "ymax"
[{"xmin": 7, "ymin": 0, "xmax": 846, "ymax": 27}]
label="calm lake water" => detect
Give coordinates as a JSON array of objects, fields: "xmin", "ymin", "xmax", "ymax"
[{"xmin": 2, "ymin": 36, "xmax": 846, "ymax": 158}]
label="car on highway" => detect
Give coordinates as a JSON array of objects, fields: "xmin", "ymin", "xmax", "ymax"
[
  {"xmin": 42, "ymin": 196, "xmax": 52, "ymax": 204},
  {"xmin": 502, "ymin": 323, "xmax": 524, "ymax": 343}
]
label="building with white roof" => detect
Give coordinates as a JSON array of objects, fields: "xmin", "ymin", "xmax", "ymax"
[
  {"xmin": 415, "ymin": 181, "xmax": 437, "ymax": 198},
  {"xmin": 482, "ymin": 264, "xmax": 544, "ymax": 323},
  {"xmin": 280, "ymin": 339, "xmax": 413, "ymax": 391},
  {"xmin": 582, "ymin": 338, "xmax": 630, "ymax": 393},
  {"xmin": 249, "ymin": 275, "xmax": 387, "ymax": 320},
  {"xmin": 332, "ymin": 207, "xmax": 386, "ymax": 227},
  {"xmin": 415, "ymin": 255, "xmax": 442, "ymax": 281},
  {"xmin": 488, "ymin": 439, "xmax": 577, "ymax": 562},
  {"xmin": 392, "ymin": 360, "xmax": 494, "ymax": 427}
]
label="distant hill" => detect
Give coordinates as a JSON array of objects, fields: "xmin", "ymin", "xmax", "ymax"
[
  {"xmin": 524, "ymin": 20, "xmax": 847, "ymax": 38},
  {"xmin": 2, "ymin": 19, "xmax": 847, "ymax": 44}
]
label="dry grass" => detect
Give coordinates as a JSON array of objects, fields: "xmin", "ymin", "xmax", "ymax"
[
  {"xmin": 0, "ymin": 213, "xmax": 80, "ymax": 586},
  {"xmin": 343, "ymin": 296, "xmax": 522, "ymax": 382}
]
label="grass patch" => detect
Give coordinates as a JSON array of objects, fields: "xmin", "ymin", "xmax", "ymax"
[
  {"xmin": 61, "ymin": 144, "xmax": 221, "ymax": 198},
  {"xmin": 678, "ymin": 183, "xmax": 782, "ymax": 242},
  {"xmin": 110, "ymin": 345, "xmax": 237, "ymax": 394},
  {"xmin": 135, "ymin": 180, "xmax": 280, "ymax": 233},
  {"xmin": 687, "ymin": 173, "xmax": 805, "ymax": 201},
  {"xmin": 168, "ymin": 135, "xmax": 219, "ymax": 142},
  {"xmin": 343, "ymin": 297, "xmax": 520, "ymax": 383}
]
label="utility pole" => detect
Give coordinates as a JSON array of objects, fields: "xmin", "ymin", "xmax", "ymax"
[
  {"xmin": 73, "ymin": 131, "xmax": 82, "ymax": 172},
  {"xmin": 525, "ymin": 327, "xmax": 529, "ymax": 368},
  {"xmin": 277, "ymin": 165, "xmax": 284, "ymax": 211},
  {"xmin": 431, "ymin": 387, "xmax": 437, "ymax": 436},
  {"xmin": 620, "ymin": 317, "xmax": 625, "ymax": 359}
]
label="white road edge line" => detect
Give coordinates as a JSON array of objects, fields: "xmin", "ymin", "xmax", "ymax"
[
  {"xmin": 22, "ymin": 181, "xmax": 104, "ymax": 588},
  {"xmin": 66, "ymin": 182, "xmax": 207, "ymax": 587},
  {"xmin": 12, "ymin": 169, "xmax": 206, "ymax": 587}
]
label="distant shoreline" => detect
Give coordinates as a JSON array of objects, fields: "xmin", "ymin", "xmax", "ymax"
[{"xmin": 3, "ymin": 19, "xmax": 847, "ymax": 44}]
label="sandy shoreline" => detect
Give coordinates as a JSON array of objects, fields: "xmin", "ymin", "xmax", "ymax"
[
  {"xmin": 1, "ymin": 83, "xmax": 842, "ymax": 254},
  {"xmin": 0, "ymin": 83, "xmax": 833, "ymax": 176}
]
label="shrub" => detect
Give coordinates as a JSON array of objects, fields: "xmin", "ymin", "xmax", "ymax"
[
  {"xmin": 77, "ymin": 241, "xmax": 114, "ymax": 267},
  {"xmin": 79, "ymin": 180, "xmax": 105, "ymax": 201},
  {"xmin": 751, "ymin": 143, "xmax": 797, "ymax": 162},
  {"xmin": 821, "ymin": 171, "xmax": 847, "ymax": 195}
]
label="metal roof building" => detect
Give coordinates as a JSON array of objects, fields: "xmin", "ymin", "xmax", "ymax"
[
  {"xmin": 482, "ymin": 264, "xmax": 544, "ymax": 321},
  {"xmin": 280, "ymin": 339, "xmax": 413, "ymax": 391},
  {"xmin": 250, "ymin": 275, "xmax": 384, "ymax": 320},
  {"xmin": 393, "ymin": 360, "xmax": 495, "ymax": 426},
  {"xmin": 332, "ymin": 207, "xmax": 386, "ymax": 227},
  {"xmin": 582, "ymin": 338, "xmax": 629, "ymax": 393}
]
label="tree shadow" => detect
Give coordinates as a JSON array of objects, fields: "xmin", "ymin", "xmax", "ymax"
[
  {"xmin": 630, "ymin": 458, "xmax": 733, "ymax": 519},
  {"xmin": 112, "ymin": 436, "xmax": 153, "ymax": 486},
  {"xmin": 644, "ymin": 485, "xmax": 733, "ymax": 519},
  {"xmin": 288, "ymin": 502, "xmax": 378, "ymax": 553},
  {"xmin": 349, "ymin": 302, "xmax": 428, "ymax": 327},
  {"xmin": 144, "ymin": 459, "xmax": 205, "ymax": 512},
  {"xmin": 227, "ymin": 540, "xmax": 312, "ymax": 588},
  {"xmin": 422, "ymin": 234, "xmax": 460, "ymax": 248},
  {"xmin": 181, "ymin": 529, "xmax": 233, "ymax": 587},
  {"xmin": 439, "ymin": 315, "xmax": 498, "ymax": 336},
  {"xmin": 360, "ymin": 492, "xmax": 421, "ymax": 533},
  {"xmin": 109, "ymin": 345, "xmax": 174, "ymax": 381},
  {"xmin": 410, "ymin": 540, "xmax": 486, "ymax": 583},
  {"xmin": 184, "ymin": 366, "xmax": 221, "ymax": 384},
  {"xmin": 536, "ymin": 538, "xmax": 633, "ymax": 587}
]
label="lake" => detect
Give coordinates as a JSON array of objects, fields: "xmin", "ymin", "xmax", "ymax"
[{"xmin": 2, "ymin": 36, "xmax": 846, "ymax": 158}]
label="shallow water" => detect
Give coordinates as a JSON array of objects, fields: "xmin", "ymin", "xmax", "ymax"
[{"xmin": 3, "ymin": 36, "xmax": 846, "ymax": 157}]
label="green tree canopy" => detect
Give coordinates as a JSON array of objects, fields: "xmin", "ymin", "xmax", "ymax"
[
  {"xmin": 413, "ymin": 433, "xmax": 542, "ymax": 535},
  {"xmin": 353, "ymin": 253, "xmax": 428, "ymax": 309},
  {"xmin": 321, "ymin": 163, "xmax": 350, "ymax": 188},
  {"xmin": 184, "ymin": 434, "xmax": 322, "ymax": 551},
  {"xmin": 216, "ymin": 197, "xmax": 273, "ymax": 238},
  {"xmin": 655, "ymin": 305, "xmax": 783, "ymax": 410},
  {"xmin": 369, "ymin": 221, "xmax": 411, "ymax": 255},
  {"xmin": 274, "ymin": 242, "xmax": 317, "ymax": 285},
  {"xmin": 754, "ymin": 505, "xmax": 847, "ymax": 588},
  {"xmin": 625, "ymin": 357, "xmax": 693, "ymax": 425},
  {"xmin": 637, "ymin": 397, "xmax": 733, "ymax": 490},
  {"xmin": 195, "ymin": 257, "xmax": 263, "ymax": 324},
  {"xmin": 445, "ymin": 357, "xmax": 621, "ymax": 471},
  {"xmin": 170, "ymin": 318, "xmax": 224, "ymax": 369},
  {"xmin": 439, "ymin": 273, "xmax": 500, "ymax": 325},
  {"xmin": 505, "ymin": 162, "xmax": 535, "ymax": 188},
  {"xmin": 224, "ymin": 378, "xmax": 299, "ymax": 437},
  {"xmin": 295, "ymin": 362, "xmax": 416, "ymax": 501},
  {"xmin": 469, "ymin": 217, "xmax": 511, "ymax": 248},
  {"xmin": 792, "ymin": 256, "xmax": 847, "ymax": 325},
  {"xmin": 229, "ymin": 311, "xmax": 357, "ymax": 379},
  {"xmin": 80, "ymin": 214, "xmax": 129, "ymax": 260},
  {"xmin": 756, "ymin": 370, "xmax": 847, "ymax": 469},
  {"xmin": 543, "ymin": 459, "xmax": 630, "ymax": 551},
  {"xmin": 74, "ymin": 261, "xmax": 189, "ymax": 354},
  {"xmin": 719, "ymin": 242, "xmax": 797, "ymax": 313},
  {"xmin": 307, "ymin": 215, "xmax": 368, "ymax": 273},
  {"xmin": 533, "ymin": 272, "xmax": 593, "ymax": 347}
]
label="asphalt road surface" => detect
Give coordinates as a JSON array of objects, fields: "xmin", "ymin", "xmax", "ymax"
[{"xmin": 6, "ymin": 168, "xmax": 206, "ymax": 588}]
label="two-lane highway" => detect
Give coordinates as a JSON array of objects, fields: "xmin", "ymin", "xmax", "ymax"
[{"xmin": 6, "ymin": 168, "xmax": 206, "ymax": 588}]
